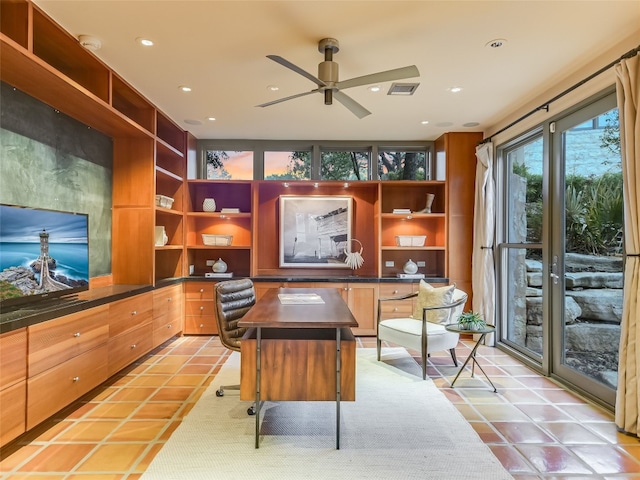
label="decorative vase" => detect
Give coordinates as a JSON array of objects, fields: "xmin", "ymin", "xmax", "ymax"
[
  {"xmin": 403, "ymin": 259, "xmax": 418, "ymax": 274},
  {"xmin": 418, "ymin": 193, "xmax": 435, "ymax": 214},
  {"xmin": 203, "ymin": 198, "xmax": 216, "ymax": 212},
  {"xmin": 212, "ymin": 258, "xmax": 227, "ymax": 273}
]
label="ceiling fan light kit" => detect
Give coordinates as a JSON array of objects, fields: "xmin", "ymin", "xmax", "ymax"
[{"xmin": 257, "ymin": 37, "xmax": 419, "ymax": 119}]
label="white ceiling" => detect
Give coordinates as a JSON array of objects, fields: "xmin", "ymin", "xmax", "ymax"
[{"xmin": 33, "ymin": 1, "xmax": 640, "ymax": 142}]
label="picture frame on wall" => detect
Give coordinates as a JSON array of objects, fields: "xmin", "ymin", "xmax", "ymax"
[{"xmin": 279, "ymin": 195, "xmax": 352, "ymax": 268}]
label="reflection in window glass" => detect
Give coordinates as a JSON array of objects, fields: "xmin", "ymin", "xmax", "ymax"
[
  {"xmin": 205, "ymin": 150, "xmax": 253, "ymax": 180},
  {"xmin": 264, "ymin": 151, "xmax": 311, "ymax": 180},
  {"xmin": 378, "ymin": 150, "xmax": 427, "ymax": 180},
  {"xmin": 320, "ymin": 151, "xmax": 369, "ymax": 180}
]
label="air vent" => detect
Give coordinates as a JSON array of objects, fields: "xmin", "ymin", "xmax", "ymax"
[{"xmin": 388, "ymin": 83, "xmax": 420, "ymax": 95}]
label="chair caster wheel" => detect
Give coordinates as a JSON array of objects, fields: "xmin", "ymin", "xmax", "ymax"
[
  {"xmin": 247, "ymin": 406, "xmax": 256, "ymax": 415},
  {"xmin": 216, "ymin": 389, "xmax": 224, "ymax": 397}
]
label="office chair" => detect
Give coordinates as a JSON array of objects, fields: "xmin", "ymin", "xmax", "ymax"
[{"xmin": 213, "ymin": 278, "xmax": 256, "ymax": 414}]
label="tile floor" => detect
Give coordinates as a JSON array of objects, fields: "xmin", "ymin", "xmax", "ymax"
[{"xmin": 1, "ymin": 334, "xmax": 640, "ymax": 479}]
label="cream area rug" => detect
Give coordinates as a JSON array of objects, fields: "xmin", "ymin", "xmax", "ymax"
[{"xmin": 141, "ymin": 348, "xmax": 513, "ymax": 480}]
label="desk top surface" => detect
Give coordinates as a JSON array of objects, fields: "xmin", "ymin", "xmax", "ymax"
[{"xmin": 238, "ymin": 287, "xmax": 358, "ymax": 329}]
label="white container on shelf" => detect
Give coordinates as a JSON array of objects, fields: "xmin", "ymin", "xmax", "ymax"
[
  {"xmin": 202, "ymin": 198, "xmax": 216, "ymax": 212},
  {"xmin": 202, "ymin": 234, "xmax": 233, "ymax": 246},
  {"xmin": 155, "ymin": 194, "xmax": 174, "ymax": 209},
  {"xmin": 395, "ymin": 235, "xmax": 426, "ymax": 247}
]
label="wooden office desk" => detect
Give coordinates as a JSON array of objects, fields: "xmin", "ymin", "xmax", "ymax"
[{"xmin": 238, "ymin": 287, "xmax": 358, "ymax": 449}]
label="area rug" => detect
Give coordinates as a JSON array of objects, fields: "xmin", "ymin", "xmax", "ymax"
[{"xmin": 141, "ymin": 348, "xmax": 513, "ymax": 480}]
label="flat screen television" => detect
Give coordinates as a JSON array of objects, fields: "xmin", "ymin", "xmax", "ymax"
[{"xmin": 0, "ymin": 204, "xmax": 89, "ymax": 309}]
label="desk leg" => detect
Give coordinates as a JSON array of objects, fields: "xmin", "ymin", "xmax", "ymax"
[
  {"xmin": 254, "ymin": 327, "xmax": 261, "ymax": 449},
  {"xmin": 336, "ymin": 327, "xmax": 341, "ymax": 450},
  {"xmin": 450, "ymin": 333, "xmax": 497, "ymax": 392}
]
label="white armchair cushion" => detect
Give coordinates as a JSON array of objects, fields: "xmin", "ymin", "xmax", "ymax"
[
  {"xmin": 412, "ymin": 281, "xmax": 455, "ymax": 323},
  {"xmin": 378, "ymin": 318, "xmax": 458, "ymax": 354}
]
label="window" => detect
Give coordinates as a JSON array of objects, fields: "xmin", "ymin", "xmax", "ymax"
[
  {"xmin": 264, "ymin": 150, "xmax": 311, "ymax": 180},
  {"xmin": 320, "ymin": 150, "xmax": 370, "ymax": 180},
  {"xmin": 205, "ymin": 150, "xmax": 253, "ymax": 180},
  {"xmin": 377, "ymin": 149, "xmax": 428, "ymax": 180}
]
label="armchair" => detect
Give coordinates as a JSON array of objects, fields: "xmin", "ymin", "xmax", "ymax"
[{"xmin": 377, "ymin": 283, "xmax": 468, "ymax": 380}]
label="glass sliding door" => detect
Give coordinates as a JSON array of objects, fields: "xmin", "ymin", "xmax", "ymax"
[
  {"xmin": 550, "ymin": 93, "xmax": 622, "ymax": 405},
  {"xmin": 497, "ymin": 91, "xmax": 622, "ymax": 407},
  {"xmin": 497, "ymin": 133, "xmax": 546, "ymax": 366}
]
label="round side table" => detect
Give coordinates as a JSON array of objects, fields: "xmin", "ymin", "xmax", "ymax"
[{"xmin": 445, "ymin": 324, "xmax": 497, "ymax": 392}]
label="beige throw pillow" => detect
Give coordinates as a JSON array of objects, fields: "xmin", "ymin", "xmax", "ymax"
[{"xmin": 412, "ymin": 281, "xmax": 455, "ymax": 324}]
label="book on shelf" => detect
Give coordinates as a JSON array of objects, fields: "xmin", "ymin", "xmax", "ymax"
[
  {"xmin": 205, "ymin": 272, "xmax": 234, "ymax": 278},
  {"xmin": 220, "ymin": 208, "xmax": 241, "ymax": 214},
  {"xmin": 392, "ymin": 208, "xmax": 412, "ymax": 214}
]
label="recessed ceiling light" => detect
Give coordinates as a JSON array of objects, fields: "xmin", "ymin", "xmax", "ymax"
[
  {"xmin": 448, "ymin": 87, "xmax": 462, "ymax": 93},
  {"xmin": 179, "ymin": 86, "xmax": 192, "ymax": 92},
  {"xmin": 207, "ymin": 117, "xmax": 216, "ymax": 121},
  {"xmin": 368, "ymin": 85, "xmax": 381, "ymax": 92},
  {"xmin": 421, "ymin": 120, "xmax": 429, "ymax": 125},
  {"xmin": 486, "ymin": 38, "xmax": 507, "ymax": 49},
  {"xmin": 267, "ymin": 85, "xmax": 279, "ymax": 91},
  {"xmin": 136, "ymin": 37, "xmax": 154, "ymax": 47}
]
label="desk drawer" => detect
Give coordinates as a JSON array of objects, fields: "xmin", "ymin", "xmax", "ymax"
[
  {"xmin": 0, "ymin": 380, "xmax": 25, "ymax": 446},
  {"xmin": 108, "ymin": 322, "xmax": 153, "ymax": 376},
  {"xmin": 109, "ymin": 292, "xmax": 153, "ymax": 338},
  {"xmin": 184, "ymin": 282, "xmax": 214, "ymax": 300},
  {"xmin": 0, "ymin": 328, "xmax": 27, "ymax": 390},
  {"xmin": 29, "ymin": 306, "xmax": 109, "ymax": 377},
  {"xmin": 27, "ymin": 344, "xmax": 108, "ymax": 429}
]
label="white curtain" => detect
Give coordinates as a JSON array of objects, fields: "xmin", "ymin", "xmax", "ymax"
[
  {"xmin": 472, "ymin": 142, "xmax": 496, "ymax": 344},
  {"xmin": 614, "ymin": 54, "xmax": 640, "ymax": 436}
]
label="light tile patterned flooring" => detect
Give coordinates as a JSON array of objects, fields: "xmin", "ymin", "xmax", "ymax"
[{"xmin": 2, "ymin": 335, "xmax": 640, "ymax": 479}]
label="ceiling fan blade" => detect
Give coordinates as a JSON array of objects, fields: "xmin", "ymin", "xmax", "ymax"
[
  {"xmin": 336, "ymin": 65, "xmax": 419, "ymax": 90},
  {"xmin": 256, "ymin": 89, "xmax": 319, "ymax": 108},
  {"xmin": 266, "ymin": 55, "xmax": 326, "ymax": 86},
  {"xmin": 333, "ymin": 91, "xmax": 371, "ymax": 119}
]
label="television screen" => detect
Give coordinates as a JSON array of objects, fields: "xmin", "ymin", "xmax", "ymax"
[{"xmin": 0, "ymin": 204, "xmax": 89, "ymax": 308}]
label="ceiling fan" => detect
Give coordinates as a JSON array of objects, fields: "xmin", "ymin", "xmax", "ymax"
[{"xmin": 257, "ymin": 38, "xmax": 420, "ymax": 119}]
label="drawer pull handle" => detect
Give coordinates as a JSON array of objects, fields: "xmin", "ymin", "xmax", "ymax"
[
  {"xmin": 72, "ymin": 376, "xmax": 80, "ymax": 382},
  {"xmin": 199, "ymin": 324, "xmax": 204, "ymax": 328},
  {"xmin": 393, "ymin": 307, "xmax": 398, "ymax": 312},
  {"xmin": 167, "ymin": 324, "xmax": 172, "ymax": 328},
  {"xmin": 200, "ymin": 306, "xmax": 204, "ymax": 311},
  {"xmin": 393, "ymin": 290, "xmax": 399, "ymax": 294},
  {"xmin": 167, "ymin": 297, "xmax": 172, "ymax": 302},
  {"xmin": 200, "ymin": 289, "xmax": 204, "ymax": 293},
  {"xmin": 131, "ymin": 310, "xmax": 137, "ymax": 316},
  {"xmin": 131, "ymin": 344, "xmax": 137, "ymax": 349},
  {"xmin": 73, "ymin": 332, "xmax": 81, "ymax": 337}
]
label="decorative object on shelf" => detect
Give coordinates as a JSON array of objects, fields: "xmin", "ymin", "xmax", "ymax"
[
  {"xmin": 155, "ymin": 194, "xmax": 174, "ymax": 209},
  {"xmin": 202, "ymin": 234, "xmax": 233, "ymax": 246},
  {"xmin": 279, "ymin": 195, "xmax": 353, "ymax": 268},
  {"xmin": 417, "ymin": 193, "xmax": 435, "ymax": 213},
  {"xmin": 202, "ymin": 198, "xmax": 217, "ymax": 212},
  {"xmin": 395, "ymin": 235, "xmax": 426, "ymax": 247},
  {"xmin": 344, "ymin": 238, "xmax": 364, "ymax": 270},
  {"xmin": 397, "ymin": 273, "xmax": 425, "ymax": 279},
  {"xmin": 154, "ymin": 226, "xmax": 168, "ymax": 246},
  {"xmin": 205, "ymin": 272, "xmax": 234, "ymax": 278},
  {"xmin": 457, "ymin": 311, "xmax": 486, "ymax": 331},
  {"xmin": 212, "ymin": 258, "xmax": 228, "ymax": 273},
  {"xmin": 403, "ymin": 259, "xmax": 418, "ymax": 275}
]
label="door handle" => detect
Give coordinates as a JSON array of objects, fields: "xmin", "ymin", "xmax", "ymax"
[{"xmin": 550, "ymin": 255, "xmax": 560, "ymax": 285}]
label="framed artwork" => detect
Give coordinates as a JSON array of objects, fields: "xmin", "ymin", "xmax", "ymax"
[{"xmin": 279, "ymin": 195, "xmax": 352, "ymax": 268}]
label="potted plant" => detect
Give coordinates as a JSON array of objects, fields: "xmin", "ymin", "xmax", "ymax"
[{"xmin": 457, "ymin": 311, "xmax": 486, "ymax": 331}]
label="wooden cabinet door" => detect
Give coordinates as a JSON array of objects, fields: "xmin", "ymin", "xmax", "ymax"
[
  {"xmin": 109, "ymin": 292, "xmax": 153, "ymax": 338},
  {"xmin": 108, "ymin": 322, "xmax": 153, "ymax": 376},
  {"xmin": 0, "ymin": 328, "xmax": 27, "ymax": 390},
  {"xmin": 153, "ymin": 284, "xmax": 183, "ymax": 346},
  {"xmin": 347, "ymin": 283, "xmax": 378, "ymax": 336}
]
